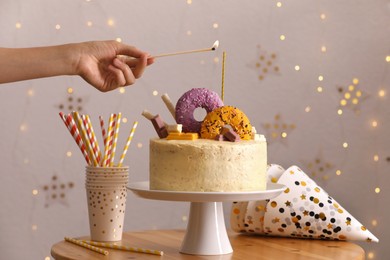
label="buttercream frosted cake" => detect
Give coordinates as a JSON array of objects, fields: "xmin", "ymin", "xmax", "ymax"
[{"xmin": 144, "ymin": 88, "xmax": 267, "ymax": 192}]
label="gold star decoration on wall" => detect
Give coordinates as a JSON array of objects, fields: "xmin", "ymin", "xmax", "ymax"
[
  {"xmin": 262, "ymin": 114, "xmax": 295, "ymax": 145},
  {"xmin": 337, "ymin": 78, "xmax": 369, "ymax": 114},
  {"xmin": 249, "ymin": 45, "xmax": 280, "ymax": 81},
  {"xmin": 57, "ymin": 87, "xmax": 87, "ymax": 113},
  {"xmin": 41, "ymin": 174, "xmax": 74, "ymax": 208},
  {"xmin": 300, "ymin": 150, "xmax": 334, "ymax": 182}
]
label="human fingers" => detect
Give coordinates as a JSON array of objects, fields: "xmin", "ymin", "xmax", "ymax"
[
  {"xmin": 115, "ymin": 42, "xmax": 146, "ymax": 59},
  {"xmin": 129, "ymin": 54, "xmax": 148, "ymax": 79},
  {"xmin": 112, "ymin": 58, "xmax": 136, "ymax": 86}
]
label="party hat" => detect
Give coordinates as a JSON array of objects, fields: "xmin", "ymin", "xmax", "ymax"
[{"xmin": 231, "ymin": 165, "xmax": 379, "ymax": 242}]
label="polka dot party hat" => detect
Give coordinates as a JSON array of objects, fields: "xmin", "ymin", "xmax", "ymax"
[{"xmin": 231, "ymin": 164, "xmax": 379, "ymax": 242}]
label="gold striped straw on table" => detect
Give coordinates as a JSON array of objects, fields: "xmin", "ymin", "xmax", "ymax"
[
  {"xmin": 81, "ymin": 240, "xmax": 163, "ymax": 256},
  {"xmin": 118, "ymin": 121, "xmax": 138, "ymax": 167},
  {"xmin": 64, "ymin": 237, "xmax": 109, "ymax": 256}
]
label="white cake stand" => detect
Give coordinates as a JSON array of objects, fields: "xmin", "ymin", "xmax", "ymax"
[{"xmin": 127, "ymin": 181, "xmax": 285, "ymax": 256}]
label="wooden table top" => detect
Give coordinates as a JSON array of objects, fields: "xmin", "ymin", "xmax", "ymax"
[{"xmin": 51, "ymin": 230, "xmax": 365, "ymax": 260}]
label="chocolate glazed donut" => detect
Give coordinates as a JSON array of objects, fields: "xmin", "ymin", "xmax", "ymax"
[{"xmin": 175, "ymin": 88, "xmax": 224, "ymax": 133}]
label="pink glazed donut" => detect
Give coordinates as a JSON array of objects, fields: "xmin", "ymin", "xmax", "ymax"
[{"xmin": 175, "ymin": 88, "xmax": 224, "ymax": 133}]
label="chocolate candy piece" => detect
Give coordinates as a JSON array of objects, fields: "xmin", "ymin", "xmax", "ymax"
[
  {"xmin": 223, "ymin": 128, "xmax": 241, "ymax": 142},
  {"xmin": 151, "ymin": 115, "xmax": 168, "ymax": 138},
  {"xmin": 215, "ymin": 134, "xmax": 227, "ymax": 141}
]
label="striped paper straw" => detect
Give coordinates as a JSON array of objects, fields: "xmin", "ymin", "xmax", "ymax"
[
  {"xmin": 109, "ymin": 113, "xmax": 122, "ymax": 166},
  {"xmin": 103, "ymin": 113, "xmax": 116, "ymax": 167},
  {"xmin": 118, "ymin": 121, "xmax": 138, "ymax": 167},
  {"xmin": 83, "ymin": 114, "xmax": 101, "ymax": 165},
  {"xmin": 64, "ymin": 237, "xmax": 109, "ymax": 256},
  {"xmin": 59, "ymin": 112, "xmax": 91, "ymax": 165},
  {"xmin": 73, "ymin": 111, "xmax": 98, "ymax": 166},
  {"xmin": 81, "ymin": 240, "xmax": 163, "ymax": 256},
  {"xmin": 99, "ymin": 116, "xmax": 107, "ymax": 149}
]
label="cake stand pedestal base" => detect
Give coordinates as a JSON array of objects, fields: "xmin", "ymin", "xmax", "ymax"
[{"xmin": 181, "ymin": 202, "xmax": 232, "ymax": 255}]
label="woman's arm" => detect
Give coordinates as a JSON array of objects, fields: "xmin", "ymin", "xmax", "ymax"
[{"xmin": 0, "ymin": 40, "xmax": 154, "ymax": 92}]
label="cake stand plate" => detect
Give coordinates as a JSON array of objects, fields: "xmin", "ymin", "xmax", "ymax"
[{"xmin": 127, "ymin": 182, "xmax": 285, "ymax": 256}]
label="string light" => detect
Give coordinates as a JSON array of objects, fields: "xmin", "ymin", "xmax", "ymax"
[
  {"xmin": 137, "ymin": 143, "xmax": 143, "ymax": 148},
  {"xmin": 152, "ymin": 90, "xmax": 158, "ymax": 96},
  {"xmin": 386, "ymin": 55, "xmax": 390, "ymax": 62},
  {"xmin": 186, "ymin": 30, "xmax": 192, "ymax": 36},
  {"xmin": 320, "ymin": 13, "xmax": 326, "ymax": 20},
  {"xmin": 294, "ymin": 65, "xmax": 300, "ymax": 71},
  {"xmin": 214, "ymin": 57, "xmax": 219, "ymax": 63},
  {"xmin": 281, "ymin": 132, "xmax": 287, "ymax": 138},
  {"xmin": 371, "ymin": 120, "xmax": 378, "ymax": 128},
  {"xmin": 213, "ymin": 23, "xmax": 219, "ymax": 29},
  {"xmin": 375, "ymin": 187, "xmax": 381, "ymax": 194},
  {"xmin": 119, "ymin": 87, "xmax": 125, "ymax": 94},
  {"xmin": 318, "ymin": 75, "xmax": 324, "ymax": 81},
  {"xmin": 66, "ymin": 151, "xmax": 72, "ymax": 157},
  {"xmin": 31, "ymin": 225, "xmax": 38, "ymax": 231},
  {"xmin": 27, "ymin": 89, "xmax": 34, "ymax": 96},
  {"xmin": 15, "ymin": 22, "xmax": 22, "ymax": 29},
  {"xmin": 20, "ymin": 124, "xmax": 27, "ymax": 132},
  {"xmin": 67, "ymin": 87, "xmax": 73, "ymax": 94},
  {"xmin": 32, "ymin": 189, "xmax": 39, "ymax": 195},
  {"xmin": 107, "ymin": 19, "xmax": 115, "ymax": 26},
  {"xmin": 342, "ymin": 142, "xmax": 348, "ymax": 148},
  {"xmin": 55, "ymin": 24, "xmax": 61, "ymax": 30},
  {"xmin": 317, "ymin": 86, "xmax": 323, "ymax": 93},
  {"xmin": 321, "ymin": 46, "xmax": 327, "ymax": 53},
  {"xmin": 336, "ymin": 170, "xmax": 342, "ymax": 176},
  {"xmin": 115, "ymin": 38, "xmax": 122, "ymax": 42},
  {"xmin": 122, "ymin": 117, "xmax": 128, "ymax": 123},
  {"xmin": 371, "ymin": 219, "xmax": 378, "ymax": 227},
  {"xmin": 337, "ymin": 109, "xmax": 343, "ymax": 115},
  {"xmin": 378, "ymin": 89, "xmax": 386, "ymax": 97},
  {"xmin": 305, "ymin": 106, "xmax": 311, "ymax": 112},
  {"xmin": 373, "ymin": 155, "xmax": 379, "ymax": 162},
  {"xmin": 187, "ymin": 0, "xmax": 192, "ymax": 4},
  {"xmin": 86, "ymin": 21, "xmax": 93, "ymax": 27},
  {"xmin": 280, "ymin": 35, "xmax": 286, "ymax": 41},
  {"xmin": 367, "ymin": 252, "xmax": 375, "ymax": 259}
]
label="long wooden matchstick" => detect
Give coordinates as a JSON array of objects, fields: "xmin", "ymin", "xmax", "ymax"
[{"xmin": 152, "ymin": 40, "xmax": 219, "ymax": 58}]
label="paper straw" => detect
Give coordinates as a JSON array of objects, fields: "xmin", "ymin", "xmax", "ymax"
[
  {"xmin": 118, "ymin": 121, "xmax": 138, "ymax": 167},
  {"xmin": 83, "ymin": 114, "xmax": 101, "ymax": 165},
  {"xmin": 64, "ymin": 237, "xmax": 109, "ymax": 256},
  {"xmin": 99, "ymin": 116, "xmax": 107, "ymax": 149},
  {"xmin": 81, "ymin": 240, "xmax": 163, "ymax": 256},
  {"xmin": 161, "ymin": 94, "xmax": 176, "ymax": 121},
  {"xmin": 109, "ymin": 113, "xmax": 122, "ymax": 166},
  {"xmin": 73, "ymin": 111, "xmax": 98, "ymax": 166},
  {"xmin": 59, "ymin": 112, "xmax": 91, "ymax": 165},
  {"xmin": 103, "ymin": 114, "xmax": 116, "ymax": 167}
]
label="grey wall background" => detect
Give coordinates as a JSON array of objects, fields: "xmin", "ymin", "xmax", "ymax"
[{"xmin": 0, "ymin": 0, "xmax": 389, "ymax": 259}]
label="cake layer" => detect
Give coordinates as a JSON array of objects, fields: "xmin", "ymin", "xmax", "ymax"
[{"xmin": 150, "ymin": 138, "xmax": 267, "ymax": 192}]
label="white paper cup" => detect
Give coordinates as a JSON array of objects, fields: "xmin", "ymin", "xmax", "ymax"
[{"xmin": 85, "ymin": 166, "xmax": 129, "ymax": 242}]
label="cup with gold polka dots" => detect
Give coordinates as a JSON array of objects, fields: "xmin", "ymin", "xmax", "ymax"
[{"xmin": 85, "ymin": 166, "xmax": 129, "ymax": 242}]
